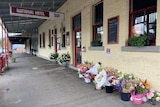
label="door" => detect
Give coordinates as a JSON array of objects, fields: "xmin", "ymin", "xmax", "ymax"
[
  {"xmin": 75, "ymin": 31, "xmax": 81, "ymax": 65},
  {"xmin": 73, "ymin": 13, "xmax": 81, "ymax": 66}
]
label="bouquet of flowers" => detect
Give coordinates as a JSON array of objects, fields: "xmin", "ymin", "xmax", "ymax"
[
  {"xmin": 108, "ymin": 70, "xmax": 123, "ymax": 91},
  {"xmin": 130, "ymin": 79, "xmax": 150, "ymax": 104},
  {"xmin": 146, "ymin": 88, "xmax": 160, "ymax": 105},
  {"xmin": 105, "ymin": 67, "xmax": 116, "ymax": 76},
  {"xmin": 120, "ymin": 74, "xmax": 135, "ymax": 93},
  {"xmin": 77, "ymin": 61, "xmax": 93, "ymax": 79},
  {"xmin": 135, "ymin": 79, "xmax": 150, "ymax": 95},
  {"xmin": 104, "ymin": 67, "xmax": 117, "ymax": 87}
]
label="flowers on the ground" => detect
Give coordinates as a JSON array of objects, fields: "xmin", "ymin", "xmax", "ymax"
[
  {"xmin": 135, "ymin": 79, "xmax": 150, "ymax": 94},
  {"xmin": 146, "ymin": 88, "xmax": 160, "ymax": 102},
  {"xmin": 77, "ymin": 61, "xmax": 94, "ymax": 79},
  {"xmin": 77, "ymin": 61, "xmax": 93, "ymax": 73},
  {"xmin": 76, "ymin": 64, "xmax": 160, "ymax": 105},
  {"xmin": 78, "ymin": 64, "xmax": 88, "ymax": 73},
  {"xmin": 120, "ymin": 74, "xmax": 135, "ymax": 93},
  {"xmin": 105, "ymin": 67, "xmax": 117, "ymax": 76}
]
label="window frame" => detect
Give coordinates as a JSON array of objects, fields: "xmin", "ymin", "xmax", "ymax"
[
  {"xmin": 61, "ymin": 33, "xmax": 66, "ymax": 47},
  {"xmin": 48, "ymin": 29, "xmax": 51, "ymax": 47},
  {"xmin": 129, "ymin": 0, "xmax": 157, "ymax": 46},
  {"xmin": 107, "ymin": 16, "xmax": 119, "ymax": 44},
  {"xmin": 39, "ymin": 34, "xmax": 42, "ymax": 48},
  {"xmin": 42, "ymin": 32, "xmax": 45, "ymax": 48},
  {"xmin": 92, "ymin": 1, "xmax": 103, "ymax": 45}
]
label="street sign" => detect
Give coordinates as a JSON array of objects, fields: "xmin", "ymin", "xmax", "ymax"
[{"xmin": 10, "ymin": 6, "xmax": 64, "ymax": 20}]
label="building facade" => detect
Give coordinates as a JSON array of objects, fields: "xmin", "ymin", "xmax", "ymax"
[{"xmin": 37, "ymin": 0, "xmax": 160, "ymax": 90}]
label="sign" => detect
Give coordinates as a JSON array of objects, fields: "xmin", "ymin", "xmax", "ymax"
[
  {"xmin": 108, "ymin": 16, "xmax": 119, "ymax": 43},
  {"xmin": 106, "ymin": 48, "xmax": 111, "ymax": 56},
  {"xmin": 10, "ymin": 6, "xmax": 64, "ymax": 20}
]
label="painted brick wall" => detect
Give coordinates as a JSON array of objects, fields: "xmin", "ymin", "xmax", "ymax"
[{"xmin": 38, "ymin": 0, "xmax": 160, "ymax": 90}]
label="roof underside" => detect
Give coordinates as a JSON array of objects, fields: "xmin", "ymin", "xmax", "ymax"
[{"xmin": 0, "ymin": 0, "xmax": 66, "ymax": 34}]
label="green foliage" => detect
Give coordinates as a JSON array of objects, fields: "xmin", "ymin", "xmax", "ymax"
[
  {"xmin": 57, "ymin": 52, "xmax": 71, "ymax": 64},
  {"xmin": 91, "ymin": 39, "xmax": 102, "ymax": 46},
  {"xmin": 49, "ymin": 52, "xmax": 59, "ymax": 60},
  {"xmin": 128, "ymin": 35, "xmax": 147, "ymax": 47},
  {"xmin": 91, "ymin": 39, "xmax": 101, "ymax": 44}
]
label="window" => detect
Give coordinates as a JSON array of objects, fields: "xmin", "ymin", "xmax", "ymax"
[
  {"xmin": 108, "ymin": 16, "xmax": 119, "ymax": 44},
  {"xmin": 73, "ymin": 14, "xmax": 81, "ymax": 30},
  {"xmin": 39, "ymin": 34, "xmax": 42, "ymax": 47},
  {"xmin": 93, "ymin": 1, "xmax": 103, "ymax": 45},
  {"xmin": 130, "ymin": 0, "xmax": 157, "ymax": 46},
  {"xmin": 42, "ymin": 32, "xmax": 45, "ymax": 47},
  {"xmin": 62, "ymin": 33, "xmax": 66, "ymax": 47},
  {"xmin": 51, "ymin": 29, "xmax": 54, "ymax": 46},
  {"xmin": 51, "ymin": 36, "xmax": 54, "ymax": 46},
  {"xmin": 49, "ymin": 29, "xmax": 51, "ymax": 47}
]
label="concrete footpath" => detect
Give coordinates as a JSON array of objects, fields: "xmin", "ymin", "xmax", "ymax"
[{"xmin": 0, "ymin": 53, "xmax": 159, "ymax": 107}]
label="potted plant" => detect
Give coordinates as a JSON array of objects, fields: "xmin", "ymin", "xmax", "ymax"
[
  {"xmin": 120, "ymin": 74, "xmax": 135, "ymax": 101},
  {"xmin": 146, "ymin": 88, "xmax": 160, "ymax": 105},
  {"xmin": 91, "ymin": 39, "xmax": 102, "ymax": 46},
  {"xmin": 130, "ymin": 79, "xmax": 150, "ymax": 104},
  {"xmin": 128, "ymin": 35, "xmax": 147, "ymax": 47},
  {"xmin": 105, "ymin": 67, "xmax": 117, "ymax": 93},
  {"xmin": 57, "ymin": 52, "xmax": 71, "ymax": 67},
  {"xmin": 49, "ymin": 52, "xmax": 59, "ymax": 64}
]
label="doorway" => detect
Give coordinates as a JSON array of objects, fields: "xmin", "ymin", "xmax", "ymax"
[
  {"xmin": 73, "ymin": 13, "xmax": 81, "ymax": 66},
  {"xmin": 75, "ymin": 31, "xmax": 81, "ymax": 65}
]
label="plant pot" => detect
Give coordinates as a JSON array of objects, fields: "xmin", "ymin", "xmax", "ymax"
[
  {"xmin": 149, "ymin": 99, "xmax": 156, "ymax": 105},
  {"xmin": 105, "ymin": 86, "xmax": 113, "ymax": 93},
  {"xmin": 91, "ymin": 42, "xmax": 102, "ymax": 46},
  {"xmin": 61, "ymin": 62, "xmax": 68, "ymax": 68},
  {"xmin": 120, "ymin": 92, "xmax": 131, "ymax": 101},
  {"xmin": 52, "ymin": 59, "xmax": 57, "ymax": 64},
  {"xmin": 130, "ymin": 91, "xmax": 145, "ymax": 104},
  {"xmin": 133, "ymin": 97, "xmax": 143, "ymax": 104},
  {"xmin": 145, "ymin": 39, "xmax": 151, "ymax": 46}
]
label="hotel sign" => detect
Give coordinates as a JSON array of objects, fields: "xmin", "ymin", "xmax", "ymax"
[{"xmin": 10, "ymin": 6, "xmax": 64, "ymax": 20}]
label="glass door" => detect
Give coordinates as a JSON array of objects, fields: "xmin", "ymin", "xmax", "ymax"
[{"xmin": 75, "ymin": 31, "xmax": 81, "ymax": 65}]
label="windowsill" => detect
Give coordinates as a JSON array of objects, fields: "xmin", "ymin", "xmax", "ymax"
[
  {"xmin": 40, "ymin": 47, "xmax": 45, "ymax": 49},
  {"xmin": 61, "ymin": 47, "xmax": 66, "ymax": 50},
  {"xmin": 121, "ymin": 46, "xmax": 160, "ymax": 52},
  {"xmin": 88, "ymin": 46, "xmax": 104, "ymax": 51}
]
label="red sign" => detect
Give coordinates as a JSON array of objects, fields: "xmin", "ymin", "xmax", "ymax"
[
  {"xmin": 11, "ymin": 6, "xmax": 49, "ymax": 17},
  {"xmin": 10, "ymin": 6, "xmax": 64, "ymax": 20}
]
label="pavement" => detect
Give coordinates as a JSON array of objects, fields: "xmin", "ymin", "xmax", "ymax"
[{"xmin": 0, "ymin": 53, "xmax": 159, "ymax": 107}]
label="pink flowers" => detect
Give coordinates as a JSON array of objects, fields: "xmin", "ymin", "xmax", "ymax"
[
  {"xmin": 146, "ymin": 88, "xmax": 160, "ymax": 102},
  {"xmin": 80, "ymin": 65, "xmax": 88, "ymax": 73}
]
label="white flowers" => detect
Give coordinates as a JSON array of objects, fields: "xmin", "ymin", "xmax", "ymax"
[{"xmin": 57, "ymin": 52, "xmax": 71, "ymax": 64}]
